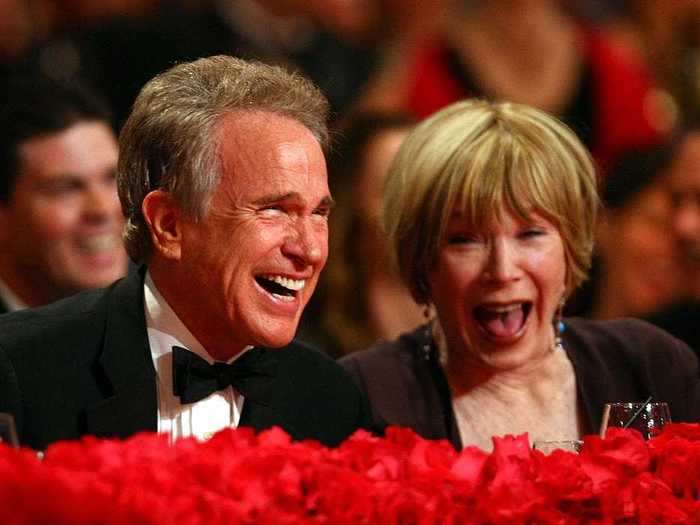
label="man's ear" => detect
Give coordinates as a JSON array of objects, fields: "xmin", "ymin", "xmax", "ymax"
[{"xmin": 142, "ymin": 190, "xmax": 182, "ymax": 260}]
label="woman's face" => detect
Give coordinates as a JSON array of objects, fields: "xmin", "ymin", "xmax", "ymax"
[{"xmin": 427, "ymin": 209, "xmax": 567, "ymax": 370}]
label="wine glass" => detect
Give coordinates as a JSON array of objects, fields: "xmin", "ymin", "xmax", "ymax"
[
  {"xmin": 532, "ymin": 440, "xmax": 583, "ymax": 454},
  {"xmin": 600, "ymin": 402, "xmax": 671, "ymax": 439}
]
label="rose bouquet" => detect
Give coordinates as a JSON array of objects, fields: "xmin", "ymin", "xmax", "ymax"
[{"xmin": 2, "ymin": 424, "xmax": 700, "ymax": 524}]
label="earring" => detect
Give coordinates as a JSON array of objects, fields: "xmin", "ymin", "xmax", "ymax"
[
  {"xmin": 422, "ymin": 303, "xmax": 433, "ymax": 361},
  {"xmin": 554, "ymin": 298, "xmax": 565, "ymax": 350}
]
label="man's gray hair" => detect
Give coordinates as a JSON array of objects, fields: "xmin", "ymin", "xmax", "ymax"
[{"xmin": 117, "ymin": 55, "xmax": 330, "ymax": 262}]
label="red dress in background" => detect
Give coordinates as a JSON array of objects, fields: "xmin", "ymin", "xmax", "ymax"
[{"xmin": 402, "ymin": 28, "xmax": 672, "ymax": 176}]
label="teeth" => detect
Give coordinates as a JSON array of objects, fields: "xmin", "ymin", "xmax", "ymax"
[
  {"xmin": 261, "ymin": 275, "xmax": 306, "ymax": 292},
  {"xmin": 79, "ymin": 234, "xmax": 119, "ymax": 254},
  {"xmin": 482, "ymin": 304, "xmax": 522, "ymax": 314},
  {"xmin": 271, "ymin": 293, "xmax": 295, "ymax": 303}
]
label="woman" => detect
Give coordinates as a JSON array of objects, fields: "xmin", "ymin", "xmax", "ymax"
[
  {"xmin": 340, "ymin": 99, "xmax": 700, "ymax": 451},
  {"xmin": 358, "ymin": 0, "xmax": 673, "ymax": 175},
  {"xmin": 298, "ymin": 112, "xmax": 422, "ymax": 354},
  {"xmin": 316, "ymin": 112, "xmax": 423, "ymax": 355}
]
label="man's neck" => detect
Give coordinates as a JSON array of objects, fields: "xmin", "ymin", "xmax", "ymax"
[{"xmin": 148, "ymin": 263, "xmax": 248, "ymax": 361}]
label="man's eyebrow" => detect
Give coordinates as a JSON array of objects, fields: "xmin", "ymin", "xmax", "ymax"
[
  {"xmin": 34, "ymin": 173, "xmax": 84, "ymax": 185},
  {"xmin": 252, "ymin": 192, "xmax": 298, "ymax": 206},
  {"xmin": 252, "ymin": 192, "xmax": 335, "ymax": 208}
]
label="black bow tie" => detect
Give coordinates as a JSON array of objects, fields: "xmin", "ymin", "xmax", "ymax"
[{"xmin": 172, "ymin": 346, "xmax": 277, "ymax": 405}]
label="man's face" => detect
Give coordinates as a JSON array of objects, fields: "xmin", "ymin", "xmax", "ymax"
[
  {"xmin": 169, "ymin": 111, "xmax": 330, "ymax": 357},
  {"xmin": 667, "ymin": 134, "xmax": 700, "ymax": 297},
  {"xmin": 0, "ymin": 121, "xmax": 128, "ymax": 304}
]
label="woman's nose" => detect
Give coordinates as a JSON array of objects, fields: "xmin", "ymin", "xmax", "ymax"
[{"xmin": 484, "ymin": 239, "xmax": 520, "ymax": 283}]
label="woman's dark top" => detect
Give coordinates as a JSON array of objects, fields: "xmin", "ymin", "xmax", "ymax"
[{"xmin": 339, "ymin": 317, "xmax": 700, "ymax": 450}]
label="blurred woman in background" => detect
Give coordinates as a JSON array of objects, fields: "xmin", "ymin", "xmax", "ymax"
[
  {"xmin": 302, "ymin": 112, "xmax": 422, "ymax": 355},
  {"xmin": 359, "ymin": 0, "xmax": 673, "ymax": 175}
]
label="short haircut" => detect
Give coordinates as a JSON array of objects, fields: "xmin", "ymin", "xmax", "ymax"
[
  {"xmin": 0, "ymin": 73, "xmax": 112, "ymax": 203},
  {"xmin": 383, "ymin": 99, "xmax": 599, "ymax": 303},
  {"xmin": 118, "ymin": 55, "xmax": 330, "ymax": 262}
]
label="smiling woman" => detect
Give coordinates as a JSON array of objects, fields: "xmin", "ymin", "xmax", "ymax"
[{"xmin": 340, "ymin": 99, "xmax": 700, "ymax": 452}]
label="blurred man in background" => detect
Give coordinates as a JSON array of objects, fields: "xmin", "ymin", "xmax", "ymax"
[
  {"xmin": 667, "ymin": 131, "xmax": 700, "ymax": 296},
  {"xmin": 644, "ymin": 131, "xmax": 700, "ymax": 351},
  {"xmin": 0, "ymin": 73, "xmax": 128, "ymax": 312}
]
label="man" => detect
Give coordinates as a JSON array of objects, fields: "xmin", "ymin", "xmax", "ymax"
[
  {"xmin": 666, "ymin": 131, "xmax": 700, "ymax": 295},
  {"xmin": 0, "ymin": 74, "xmax": 128, "ymax": 312},
  {"xmin": 0, "ymin": 56, "xmax": 371, "ymax": 449},
  {"xmin": 644, "ymin": 131, "xmax": 700, "ymax": 351}
]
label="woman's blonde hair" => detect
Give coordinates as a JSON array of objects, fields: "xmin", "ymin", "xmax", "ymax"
[{"xmin": 383, "ymin": 99, "xmax": 599, "ymax": 304}]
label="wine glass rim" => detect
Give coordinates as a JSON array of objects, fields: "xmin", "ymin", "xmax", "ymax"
[{"xmin": 604, "ymin": 401, "xmax": 669, "ymax": 408}]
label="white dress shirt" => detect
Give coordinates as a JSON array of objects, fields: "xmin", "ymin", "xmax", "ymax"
[{"xmin": 144, "ymin": 272, "xmax": 249, "ymax": 442}]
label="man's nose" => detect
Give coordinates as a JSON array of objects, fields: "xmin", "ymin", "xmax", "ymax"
[{"xmin": 282, "ymin": 218, "xmax": 326, "ymax": 266}]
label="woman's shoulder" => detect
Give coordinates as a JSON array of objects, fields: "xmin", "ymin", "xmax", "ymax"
[{"xmin": 563, "ymin": 316, "xmax": 696, "ymax": 365}]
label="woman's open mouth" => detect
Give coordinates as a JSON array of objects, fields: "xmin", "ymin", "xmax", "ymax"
[{"xmin": 473, "ymin": 302, "xmax": 532, "ymax": 339}]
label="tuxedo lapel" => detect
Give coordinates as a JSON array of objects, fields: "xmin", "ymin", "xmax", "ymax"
[
  {"xmin": 238, "ymin": 349, "xmax": 301, "ymax": 439},
  {"xmin": 239, "ymin": 397, "xmax": 300, "ymax": 440},
  {"xmin": 85, "ymin": 268, "xmax": 158, "ymax": 438}
]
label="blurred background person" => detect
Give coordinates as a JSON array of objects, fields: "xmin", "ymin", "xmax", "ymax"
[
  {"xmin": 340, "ymin": 99, "xmax": 700, "ymax": 451},
  {"xmin": 666, "ymin": 130, "xmax": 700, "ymax": 295},
  {"xmin": 595, "ymin": 0, "xmax": 700, "ymax": 126},
  {"xmin": 16, "ymin": 0, "xmax": 393, "ymax": 127},
  {"xmin": 645, "ymin": 130, "xmax": 700, "ymax": 351},
  {"xmin": 301, "ymin": 112, "xmax": 421, "ymax": 355},
  {"xmin": 0, "ymin": 0, "xmax": 37, "ymax": 67},
  {"xmin": 0, "ymin": 72, "xmax": 128, "ymax": 313},
  {"xmin": 359, "ymin": 0, "xmax": 674, "ymax": 175},
  {"xmin": 572, "ymin": 145, "xmax": 685, "ymax": 320}
]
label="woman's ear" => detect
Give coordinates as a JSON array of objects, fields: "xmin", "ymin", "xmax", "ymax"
[{"xmin": 141, "ymin": 190, "xmax": 182, "ymax": 261}]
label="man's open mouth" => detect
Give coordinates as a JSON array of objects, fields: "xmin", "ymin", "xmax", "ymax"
[
  {"xmin": 255, "ymin": 274, "xmax": 306, "ymax": 300},
  {"xmin": 473, "ymin": 302, "xmax": 532, "ymax": 339}
]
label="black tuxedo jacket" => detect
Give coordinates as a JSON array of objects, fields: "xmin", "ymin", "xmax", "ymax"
[{"xmin": 0, "ymin": 269, "xmax": 372, "ymax": 450}]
